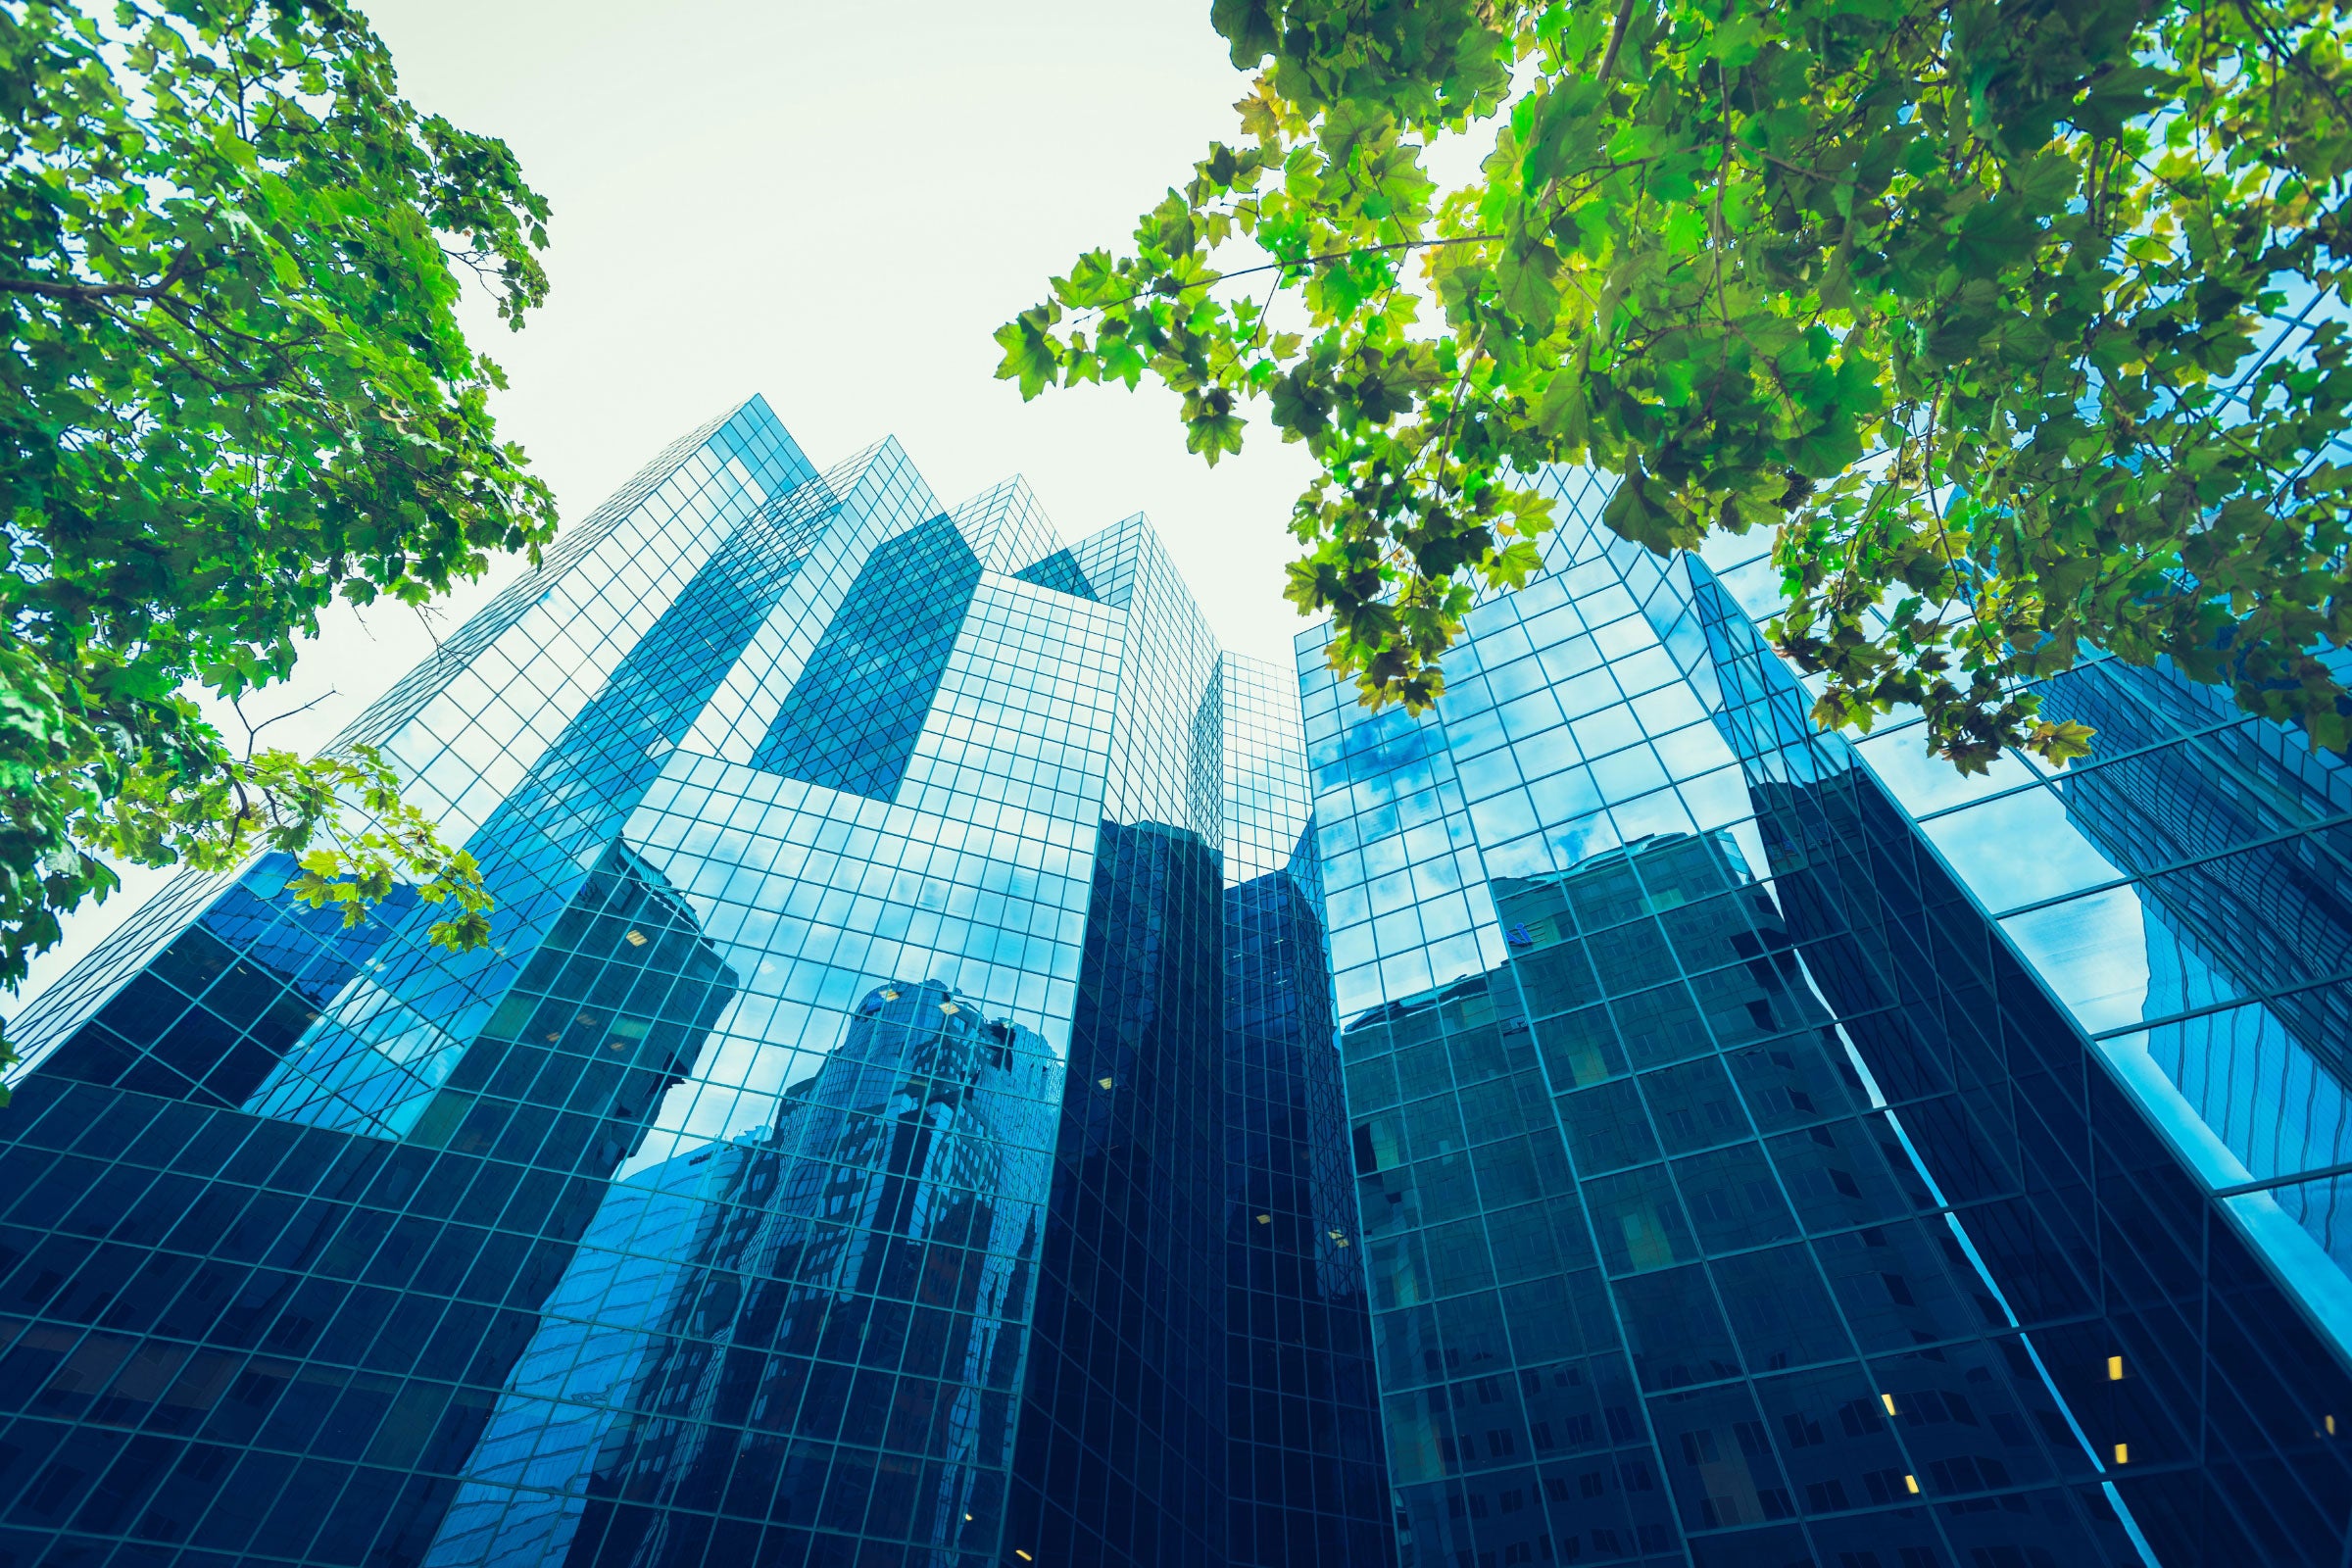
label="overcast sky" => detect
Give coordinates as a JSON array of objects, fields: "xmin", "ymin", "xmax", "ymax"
[{"xmin": 14, "ymin": 0, "xmax": 1324, "ymax": 1012}]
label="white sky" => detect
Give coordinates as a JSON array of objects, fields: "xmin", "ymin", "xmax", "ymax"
[{"xmin": 12, "ymin": 0, "xmax": 1327, "ymax": 1014}]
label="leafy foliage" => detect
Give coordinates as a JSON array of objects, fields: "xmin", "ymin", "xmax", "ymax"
[
  {"xmin": 1002, "ymin": 0, "xmax": 2352, "ymax": 771},
  {"xmin": 0, "ymin": 0, "xmax": 552, "ymax": 1032}
]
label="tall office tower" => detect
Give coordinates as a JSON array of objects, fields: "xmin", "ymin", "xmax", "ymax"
[
  {"xmin": 1218, "ymin": 659, "xmax": 1394, "ymax": 1568},
  {"xmin": 0, "ymin": 399, "xmax": 1393, "ymax": 1568},
  {"xmin": 1303, "ymin": 469, "xmax": 2352, "ymax": 1567}
]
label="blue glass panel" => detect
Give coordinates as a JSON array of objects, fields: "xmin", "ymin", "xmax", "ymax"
[
  {"xmin": 1011, "ymin": 547, "xmax": 1100, "ymax": 603},
  {"xmin": 0, "ymin": 840, "xmax": 738, "ymax": 1566},
  {"xmin": 249, "ymin": 484, "xmax": 835, "ymax": 1140},
  {"xmin": 751, "ymin": 514, "xmax": 983, "ymax": 799},
  {"xmin": 38, "ymin": 854, "xmax": 416, "ymax": 1107},
  {"xmin": 1006, "ymin": 819, "xmax": 1230, "ymax": 1567}
]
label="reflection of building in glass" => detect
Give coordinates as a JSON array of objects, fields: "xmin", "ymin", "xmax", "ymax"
[
  {"xmin": 36, "ymin": 852, "xmax": 418, "ymax": 1108},
  {"xmin": 0, "ymin": 822, "xmax": 742, "ymax": 1567},
  {"xmin": 2028, "ymin": 662, "xmax": 2352, "ymax": 1082},
  {"xmin": 434, "ymin": 979, "xmax": 1060, "ymax": 1567},
  {"xmin": 1345, "ymin": 830, "xmax": 2137, "ymax": 1566},
  {"xmin": 1299, "ymin": 468, "xmax": 2352, "ymax": 1567},
  {"xmin": 27, "ymin": 405, "xmax": 2341, "ymax": 1568},
  {"xmin": 1221, "ymin": 656, "xmax": 1394, "ymax": 1568},
  {"xmin": 1000, "ymin": 539, "xmax": 1396, "ymax": 1568},
  {"xmin": 1013, "ymin": 818, "xmax": 1230, "ymax": 1565},
  {"xmin": 0, "ymin": 401, "xmax": 1390, "ymax": 1567}
]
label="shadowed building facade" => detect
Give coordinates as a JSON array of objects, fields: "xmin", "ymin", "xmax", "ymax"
[
  {"xmin": 1299, "ymin": 468, "xmax": 2352, "ymax": 1567},
  {"xmin": 0, "ymin": 401, "xmax": 1391, "ymax": 1568}
]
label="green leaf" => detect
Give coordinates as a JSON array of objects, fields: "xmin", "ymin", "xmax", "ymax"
[
  {"xmin": 1601, "ymin": 458, "xmax": 1692, "ymax": 555},
  {"xmin": 0, "ymin": 0, "xmax": 532, "ymax": 987},
  {"xmin": 993, "ymin": 312, "xmax": 1061, "ymax": 400},
  {"xmin": 1054, "ymin": 250, "xmax": 1126, "ymax": 307},
  {"xmin": 1495, "ymin": 233, "xmax": 1561, "ymax": 334},
  {"xmin": 1185, "ymin": 389, "xmax": 1248, "ymax": 464},
  {"xmin": 988, "ymin": 0, "xmax": 2352, "ymax": 775},
  {"xmin": 1487, "ymin": 536, "xmax": 1544, "ymax": 589},
  {"xmin": 2073, "ymin": 64, "xmax": 2177, "ymax": 141},
  {"xmin": 1209, "ymin": 0, "xmax": 1279, "ymax": 68},
  {"xmin": 1536, "ymin": 367, "xmax": 1588, "ymax": 445}
]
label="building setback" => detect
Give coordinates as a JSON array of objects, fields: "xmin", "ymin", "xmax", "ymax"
[
  {"xmin": 0, "ymin": 400, "xmax": 1392, "ymax": 1568},
  {"xmin": 1300, "ymin": 467, "xmax": 2352, "ymax": 1566}
]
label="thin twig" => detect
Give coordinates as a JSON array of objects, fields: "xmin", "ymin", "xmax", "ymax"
[
  {"xmin": 1085, "ymin": 234, "xmax": 1502, "ymax": 313},
  {"xmin": 231, "ymin": 689, "xmax": 337, "ymax": 761},
  {"xmin": 2230, "ymin": 0, "xmax": 2352, "ymax": 122}
]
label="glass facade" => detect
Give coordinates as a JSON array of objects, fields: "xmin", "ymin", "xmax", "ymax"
[
  {"xmin": 13, "ymin": 392, "xmax": 2347, "ymax": 1568},
  {"xmin": 1218, "ymin": 659, "xmax": 1394, "ymax": 1568},
  {"xmin": 0, "ymin": 401, "xmax": 1392, "ymax": 1568},
  {"xmin": 1301, "ymin": 469, "xmax": 2352, "ymax": 1566}
]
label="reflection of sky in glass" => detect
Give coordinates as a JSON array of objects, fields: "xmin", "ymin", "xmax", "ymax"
[
  {"xmin": 1856, "ymin": 683, "xmax": 2348, "ymax": 1107},
  {"xmin": 1301, "ymin": 515, "xmax": 1796, "ymax": 1021},
  {"xmin": 1997, "ymin": 887, "xmax": 2155, "ymax": 1034},
  {"xmin": 2224, "ymin": 1185, "xmax": 2352, "ymax": 1366},
  {"xmin": 426, "ymin": 1137, "xmax": 747, "ymax": 1566},
  {"xmin": 1801, "ymin": 569, "xmax": 2352, "ymax": 1368},
  {"xmin": 1552, "ymin": 473, "xmax": 2352, "ymax": 1416},
  {"xmin": 1869, "ymin": 818, "xmax": 2352, "ymax": 1414},
  {"xmin": 1299, "ymin": 474, "xmax": 2208, "ymax": 1568},
  {"xmin": 1852, "ymin": 727, "xmax": 2036, "ymax": 814},
  {"xmin": 1308, "ymin": 415, "xmax": 2352, "ymax": 1565},
  {"xmin": 1981, "ymin": 789, "xmax": 2352, "ymax": 1253},
  {"xmin": 1918, "ymin": 787, "xmax": 2130, "ymax": 911},
  {"xmin": 619, "ymin": 759, "xmax": 1103, "ymax": 1170},
  {"xmin": 605, "ymin": 484, "xmax": 1169, "ymax": 1172}
]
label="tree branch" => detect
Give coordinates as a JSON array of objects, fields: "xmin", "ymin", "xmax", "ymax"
[
  {"xmin": 2230, "ymin": 0, "xmax": 2352, "ymax": 124},
  {"xmin": 1084, "ymin": 233, "xmax": 1502, "ymax": 312},
  {"xmin": 0, "ymin": 245, "xmax": 205, "ymax": 304},
  {"xmin": 1597, "ymin": 0, "xmax": 1644, "ymax": 86}
]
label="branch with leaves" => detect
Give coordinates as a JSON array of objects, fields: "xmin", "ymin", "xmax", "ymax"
[
  {"xmin": 1001, "ymin": 0, "xmax": 2352, "ymax": 772},
  {"xmin": 0, "ymin": 0, "xmax": 556, "ymax": 1066}
]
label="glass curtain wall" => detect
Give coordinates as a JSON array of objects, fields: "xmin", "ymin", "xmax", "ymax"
[
  {"xmin": 1220, "ymin": 657, "xmax": 1396, "ymax": 1568},
  {"xmin": 0, "ymin": 403, "xmax": 1392, "ymax": 1568},
  {"xmin": 1302, "ymin": 467, "xmax": 2352, "ymax": 1568}
]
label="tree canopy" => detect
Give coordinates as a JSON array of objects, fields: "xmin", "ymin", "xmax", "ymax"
[
  {"xmin": 0, "ymin": 0, "xmax": 555, "ymax": 1009},
  {"xmin": 1001, "ymin": 0, "xmax": 2352, "ymax": 772}
]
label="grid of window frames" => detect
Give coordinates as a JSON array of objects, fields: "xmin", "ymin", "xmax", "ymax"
[
  {"xmin": 1302, "ymin": 465, "xmax": 2352, "ymax": 1567},
  {"xmin": 1219, "ymin": 655, "xmax": 1396, "ymax": 1568},
  {"xmin": 1007, "ymin": 516, "xmax": 1248, "ymax": 1568},
  {"xmin": 0, "ymin": 401, "xmax": 1395, "ymax": 1568},
  {"xmin": 1680, "ymin": 521, "xmax": 2352, "ymax": 1563}
]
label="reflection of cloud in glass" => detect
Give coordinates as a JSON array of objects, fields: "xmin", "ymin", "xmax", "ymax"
[
  {"xmin": 1919, "ymin": 786, "xmax": 2129, "ymax": 913},
  {"xmin": 1853, "ymin": 726, "xmax": 2034, "ymax": 816},
  {"xmin": 0, "ymin": 397, "xmax": 1400, "ymax": 1568},
  {"xmin": 2000, "ymin": 886, "xmax": 2153, "ymax": 1034}
]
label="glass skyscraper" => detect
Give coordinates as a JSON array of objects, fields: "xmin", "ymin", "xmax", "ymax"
[
  {"xmin": 8, "ymin": 397, "xmax": 2350, "ymax": 1568},
  {"xmin": 1302, "ymin": 468, "xmax": 2352, "ymax": 1567},
  {"xmin": 0, "ymin": 400, "xmax": 1392, "ymax": 1568}
]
